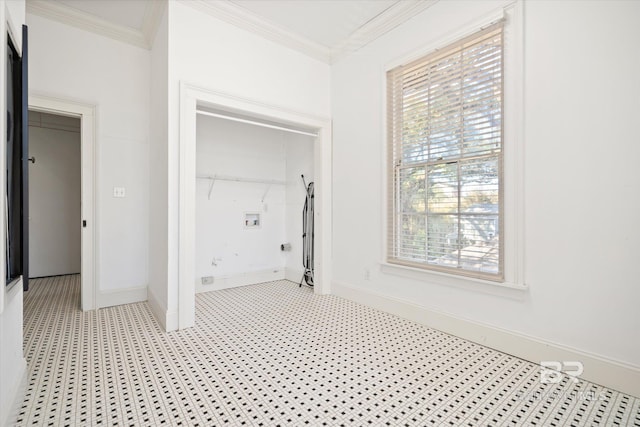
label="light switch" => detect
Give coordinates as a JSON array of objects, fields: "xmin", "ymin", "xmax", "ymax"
[{"xmin": 113, "ymin": 187, "xmax": 126, "ymax": 198}]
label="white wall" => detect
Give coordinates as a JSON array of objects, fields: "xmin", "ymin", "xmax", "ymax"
[
  {"xmin": 148, "ymin": 7, "xmax": 169, "ymax": 324},
  {"xmin": 283, "ymin": 133, "xmax": 314, "ymax": 281},
  {"xmin": 148, "ymin": 0, "xmax": 330, "ymax": 329},
  {"xmin": 27, "ymin": 14, "xmax": 150, "ymax": 298},
  {"xmin": 195, "ymin": 116, "xmax": 287, "ymax": 291},
  {"xmin": 0, "ymin": 283, "xmax": 23, "ymax": 427},
  {"xmin": 28, "ymin": 113, "xmax": 81, "ymax": 278},
  {"xmin": 331, "ymin": 0, "xmax": 640, "ymax": 375},
  {"xmin": 524, "ymin": 0, "xmax": 640, "ymax": 363},
  {"xmin": 1, "ymin": 1, "xmax": 27, "ymax": 425}
]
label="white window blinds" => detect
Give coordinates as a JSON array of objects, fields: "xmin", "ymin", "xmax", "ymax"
[{"xmin": 387, "ymin": 22, "xmax": 504, "ymax": 280}]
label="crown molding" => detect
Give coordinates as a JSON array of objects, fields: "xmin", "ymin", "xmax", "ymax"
[
  {"xmin": 26, "ymin": 0, "xmax": 161, "ymax": 50},
  {"xmin": 182, "ymin": 0, "xmax": 438, "ymax": 64},
  {"xmin": 182, "ymin": 0, "xmax": 332, "ymax": 63},
  {"xmin": 330, "ymin": 0, "xmax": 439, "ymax": 62},
  {"xmin": 141, "ymin": 0, "xmax": 166, "ymax": 47},
  {"xmin": 25, "ymin": 0, "xmax": 436, "ymax": 60}
]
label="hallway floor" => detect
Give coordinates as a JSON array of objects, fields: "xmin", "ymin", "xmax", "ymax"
[{"xmin": 16, "ymin": 275, "xmax": 640, "ymax": 426}]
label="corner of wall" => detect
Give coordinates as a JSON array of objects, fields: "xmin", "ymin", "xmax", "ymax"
[
  {"xmin": 331, "ymin": 280, "xmax": 640, "ymax": 398},
  {"xmin": 147, "ymin": 286, "xmax": 177, "ymax": 332},
  {"xmin": 97, "ymin": 286, "xmax": 147, "ymax": 309},
  {"xmin": 285, "ymin": 268, "xmax": 304, "ymax": 284}
]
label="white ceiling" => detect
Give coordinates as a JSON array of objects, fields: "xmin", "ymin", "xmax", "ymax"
[
  {"xmin": 26, "ymin": 0, "xmax": 437, "ymax": 62},
  {"xmin": 231, "ymin": 0, "xmax": 398, "ymax": 49},
  {"xmin": 56, "ymin": 0, "xmax": 150, "ymax": 30}
]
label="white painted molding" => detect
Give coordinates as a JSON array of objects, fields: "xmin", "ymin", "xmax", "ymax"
[
  {"xmin": 27, "ymin": 0, "xmax": 437, "ymax": 61},
  {"xmin": 181, "ymin": 0, "xmax": 331, "ymax": 63},
  {"xmin": 29, "ymin": 94, "xmax": 97, "ymax": 312},
  {"xmin": 0, "ymin": 357, "xmax": 26, "ymax": 427},
  {"xmin": 332, "ymin": 280, "xmax": 640, "ymax": 398},
  {"xmin": 165, "ymin": 310, "xmax": 179, "ymax": 333},
  {"xmin": 380, "ymin": 262, "xmax": 528, "ymax": 293},
  {"xmin": 196, "ymin": 268, "xmax": 286, "ymax": 293},
  {"xmin": 330, "ymin": 0, "xmax": 439, "ymax": 63},
  {"xmin": 147, "ymin": 288, "xmax": 178, "ymax": 333},
  {"xmin": 141, "ymin": 0, "xmax": 166, "ymax": 48},
  {"xmin": 179, "ymin": 84, "xmax": 198, "ymax": 330},
  {"xmin": 97, "ymin": 286, "xmax": 147, "ymax": 309},
  {"xmin": 183, "ymin": 82, "xmax": 331, "ymax": 124},
  {"xmin": 146, "ymin": 288, "xmax": 165, "ymax": 330},
  {"xmin": 181, "ymin": 0, "xmax": 438, "ymax": 64},
  {"xmin": 26, "ymin": 0, "xmax": 160, "ymax": 49}
]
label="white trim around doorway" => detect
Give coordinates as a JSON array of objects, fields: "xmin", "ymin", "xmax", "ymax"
[{"xmin": 28, "ymin": 94, "xmax": 97, "ymax": 311}]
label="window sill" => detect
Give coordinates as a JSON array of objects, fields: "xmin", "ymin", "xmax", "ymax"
[{"xmin": 380, "ymin": 262, "xmax": 527, "ymax": 293}]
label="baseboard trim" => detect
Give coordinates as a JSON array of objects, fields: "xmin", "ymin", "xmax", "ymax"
[
  {"xmin": 332, "ymin": 280, "xmax": 640, "ymax": 398},
  {"xmin": 147, "ymin": 288, "xmax": 178, "ymax": 333},
  {"xmin": 1, "ymin": 357, "xmax": 27, "ymax": 427},
  {"xmin": 196, "ymin": 268, "xmax": 285, "ymax": 293},
  {"xmin": 165, "ymin": 310, "xmax": 178, "ymax": 332},
  {"xmin": 97, "ymin": 286, "xmax": 147, "ymax": 309}
]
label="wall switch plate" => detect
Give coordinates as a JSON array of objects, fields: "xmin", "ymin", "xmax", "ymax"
[
  {"xmin": 201, "ymin": 276, "xmax": 214, "ymax": 285},
  {"xmin": 113, "ymin": 187, "xmax": 126, "ymax": 198}
]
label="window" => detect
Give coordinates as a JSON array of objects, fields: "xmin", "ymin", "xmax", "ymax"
[{"xmin": 387, "ymin": 22, "xmax": 504, "ymax": 281}]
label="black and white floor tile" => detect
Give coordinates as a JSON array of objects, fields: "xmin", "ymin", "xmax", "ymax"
[{"xmin": 16, "ymin": 275, "xmax": 640, "ymax": 426}]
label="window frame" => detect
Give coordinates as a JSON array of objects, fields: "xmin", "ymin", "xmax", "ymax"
[
  {"xmin": 381, "ymin": 2, "xmax": 525, "ymax": 290},
  {"xmin": 387, "ymin": 22, "xmax": 505, "ymax": 281}
]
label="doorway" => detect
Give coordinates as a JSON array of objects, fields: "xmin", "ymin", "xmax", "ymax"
[
  {"xmin": 178, "ymin": 83, "xmax": 332, "ymax": 329},
  {"xmin": 28, "ymin": 95, "xmax": 96, "ymax": 311},
  {"xmin": 194, "ymin": 113, "xmax": 315, "ymax": 293},
  {"xmin": 28, "ymin": 111, "xmax": 81, "ymax": 280}
]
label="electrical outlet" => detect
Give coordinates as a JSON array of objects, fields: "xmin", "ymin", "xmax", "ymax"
[
  {"xmin": 113, "ymin": 187, "xmax": 126, "ymax": 198},
  {"xmin": 364, "ymin": 269, "xmax": 370, "ymax": 280},
  {"xmin": 201, "ymin": 276, "xmax": 214, "ymax": 285}
]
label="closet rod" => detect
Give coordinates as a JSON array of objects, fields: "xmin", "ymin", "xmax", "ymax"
[{"xmin": 196, "ymin": 109, "xmax": 318, "ymax": 138}]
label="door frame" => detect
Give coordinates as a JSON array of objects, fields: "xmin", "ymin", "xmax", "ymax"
[
  {"xmin": 177, "ymin": 82, "xmax": 333, "ymax": 329},
  {"xmin": 28, "ymin": 94, "xmax": 97, "ymax": 311}
]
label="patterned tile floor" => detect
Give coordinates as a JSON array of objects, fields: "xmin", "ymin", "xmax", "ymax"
[{"xmin": 16, "ymin": 274, "xmax": 640, "ymax": 426}]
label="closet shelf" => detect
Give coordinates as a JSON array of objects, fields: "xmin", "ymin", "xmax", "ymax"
[{"xmin": 196, "ymin": 174, "xmax": 286, "ymax": 200}]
